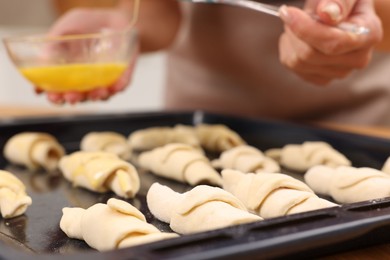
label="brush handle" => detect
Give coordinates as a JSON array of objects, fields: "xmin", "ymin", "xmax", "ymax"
[{"xmin": 186, "ymin": 0, "xmax": 370, "ymax": 35}]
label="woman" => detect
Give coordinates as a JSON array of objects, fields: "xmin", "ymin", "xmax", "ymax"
[{"xmin": 46, "ymin": 0, "xmax": 390, "ymax": 125}]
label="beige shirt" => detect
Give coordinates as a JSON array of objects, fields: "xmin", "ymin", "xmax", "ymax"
[{"xmin": 165, "ymin": 3, "xmax": 390, "ymax": 126}]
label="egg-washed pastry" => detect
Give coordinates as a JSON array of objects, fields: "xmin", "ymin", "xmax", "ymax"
[
  {"xmin": 212, "ymin": 145, "xmax": 280, "ymax": 173},
  {"xmin": 305, "ymin": 165, "xmax": 390, "ymax": 204},
  {"xmin": 147, "ymin": 183, "xmax": 261, "ymax": 234},
  {"xmin": 80, "ymin": 131, "xmax": 131, "ymax": 160},
  {"xmin": 138, "ymin": 143, "xmax": 222, "ymax": 186},
  {"xmin": 4, "ymin": 132, "xmax": 65, "ymax": 171},
  {"xmin": 0, "ymin": 170, "xmax": 32, "ymax": 219},
  {"xmin": 222, "ymin": 169, "xmax": 337, "ymax": 219},
  {"xmin": 195, "ymin": 124, "xmax": 246, "ymax": 153},
  {"xmin": 265, "ymin": 141, "xmax": 351, "ymax": 172},
  {"xmin": 128, "ymin": 124, "xmax": 199, "ymax": 152},
  {"xmin": 382, "ymin": 157, "xmax": 390, "ymax": 174},
  {"xmin": 59, "ymin": 151, "xmax": 140, "ymax": 198},
  {"xmin": 60, "ymin": 198, "xmax": 178, "ymax": 251}
]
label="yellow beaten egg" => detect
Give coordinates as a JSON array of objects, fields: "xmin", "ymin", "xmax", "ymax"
[{"xmin": 19, "ymin": 63, "xmax": 127, "ymax": 92}]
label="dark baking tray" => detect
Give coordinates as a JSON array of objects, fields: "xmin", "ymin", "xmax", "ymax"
[{"xmin": 1, "ymin": 110, "xmax": 390, "ymax": 260}]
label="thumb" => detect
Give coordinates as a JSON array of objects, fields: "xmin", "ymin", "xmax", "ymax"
[{"xmin": 316, "ymin": 0, "xmax": 357, "ymax": 24}]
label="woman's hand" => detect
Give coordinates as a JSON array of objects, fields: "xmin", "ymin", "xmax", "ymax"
[
  {"xmin": 41, "ymin": 7, "xmax": 138, "ymax": 104},
  {"xmin": 278, "ymin": 0, "xmax": 383, "ymax": 86}
]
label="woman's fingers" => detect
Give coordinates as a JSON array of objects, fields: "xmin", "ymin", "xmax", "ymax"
[
  {"xmin": 46, "ymin": 91, "xmax": 85, "ymax": 105},
  {"xmin": 278, "ymin": 0, "xmax": 382, "ymax": 85},
  {"xmin": 280, "ymin": 6, "xmax": 370, "ymax": 55},
  {"xmin": 63, "ymin": 91, "xmax": 86, "ymax": 104},
  {"xmin": 316, "ymin": 0, "xmax": 357, "ymax": 24},
  {"xmin": 47, "ymin": 92, "xmax": 64, "ymax": 105},
  {"xmin": 279, "ymin": 24, "xmax": 371, "ymax": 83},
  {"xmin": 45, "ymin": 83, "xmax": 124, "ymax": 105},
  {"xmin": 34, "ymin": 87, "xmax": 44, "ymax": 95},
  {"xmin": 87, "ymin": 88, "xmax": 111, "ymax": 101},
  {"xmin": 280, "ymin": 27, "xmax": 372, "ymax": 68}
]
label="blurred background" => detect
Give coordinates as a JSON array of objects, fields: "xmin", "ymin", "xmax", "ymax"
[{"xmin": 0, "ymin": 0, "xmax": 165, "ymax": 113}]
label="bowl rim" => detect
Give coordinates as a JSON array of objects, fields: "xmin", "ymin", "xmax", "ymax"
[{"xmin": 3, "ymin": 27, "xmax": 136, "ymax": 44}]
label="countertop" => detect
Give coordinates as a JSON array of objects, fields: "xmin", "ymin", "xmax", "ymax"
[{"xmin": 1, "ymin": 105, "xmax": 390, "ymax": 138}]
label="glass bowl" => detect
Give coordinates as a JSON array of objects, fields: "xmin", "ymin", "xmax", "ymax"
[{"xmin": 3, "ymin": 28, "xmax": 138, "ymax": 93}]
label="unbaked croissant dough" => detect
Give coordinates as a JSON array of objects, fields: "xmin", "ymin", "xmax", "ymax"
[
  {"xmin": 382, "ymin": 157, "xmax": 390, "ymax": 174},
  {"xmin": 127, "ymin": 123, "xmax": 245, "ymax": 154},
  {"xmin": 138, "ymin": 143, "xmax": 223, "ymax": 186},
  {"xmin": 212, "ymin": 145, "xmax": 280, "ymax": 173},
  {"xmin": 4, "ymin": 132, "xmax": 65, "ymax": 171},
  {"xmin": 305, "ymin": 165, "xmax": 390, "ymax": 204},
  {"xmin": 147, "ymin": 183, "xmax": 261, "ymax": 234},
  {"xmin": 59, "ymin": 151, "xmax": 140, "ymax": 198},
  {"xmin": 265, "ymin": 141, "xmax": 351, "ymax": 172},
  {"xmin": 222, "ymin": 169, "xmax": 337, "ymax": 219},
  {"xmin": 195, "ymin": 124, "xmax": 246, "ymax": 153},
  {"xmin": 80, "ymin": 131, "xmax": 131, "ymax": 160},
  {"xmin": 0, "ymin": 170, "xmax": 32, "ymax": 218},
  {"xmin": 60, "ymin": 198, "xmax": 178, "ymax": 251},
  {"xmin": 128, "ymin": 124, "xmax": 199, "ymax": 151}
]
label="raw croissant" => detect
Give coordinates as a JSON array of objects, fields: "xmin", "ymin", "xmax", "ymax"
[
  {"xmin": 222, "ymin": 169, "xmax": 337, "ymax": 219},
  {"xmin": 80, "ymin": 131, "xmax": 131, "ymax": 160},
  {"xmin": 265, "ymin": 141, "xmax": 351, "ymax": 172},
  {"xmin": 195, "ymin": 124, "xmax": 246, "ymax": 153},
  {"xmin": 4, "ymin": 132, "xmax": 65, "ymax": 171},
  {"xmin": 0, "ymin": 170, "xmax": 32, "ymax": 218},
  {"xmin": 138, "ymin": 143, "xmax": 222, "ymax": 186},
  {"xmin": 305, "ymin": 165, "xmax": 390, "ymax": 204},
  {"xmin": 212, "ymin": 145, "xmax": 280, "ymax": 173},
  {"xmin": 147, "ymin": 183, "xmax": 261, "ymax": 234},
  {"xmin": 128, "ymin": 124, "xmax": 199, "ymax": 151},
  {"xmin": 382, "ymin": 157, "xmax": 390, "ymax": 174},
  {"xmin": 60, "ymin": 198, "xmax": 178, "ymax": 251},
  {"xmin": 59, "ymin": 151, "xmax": 140, "ymax": 198}
]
